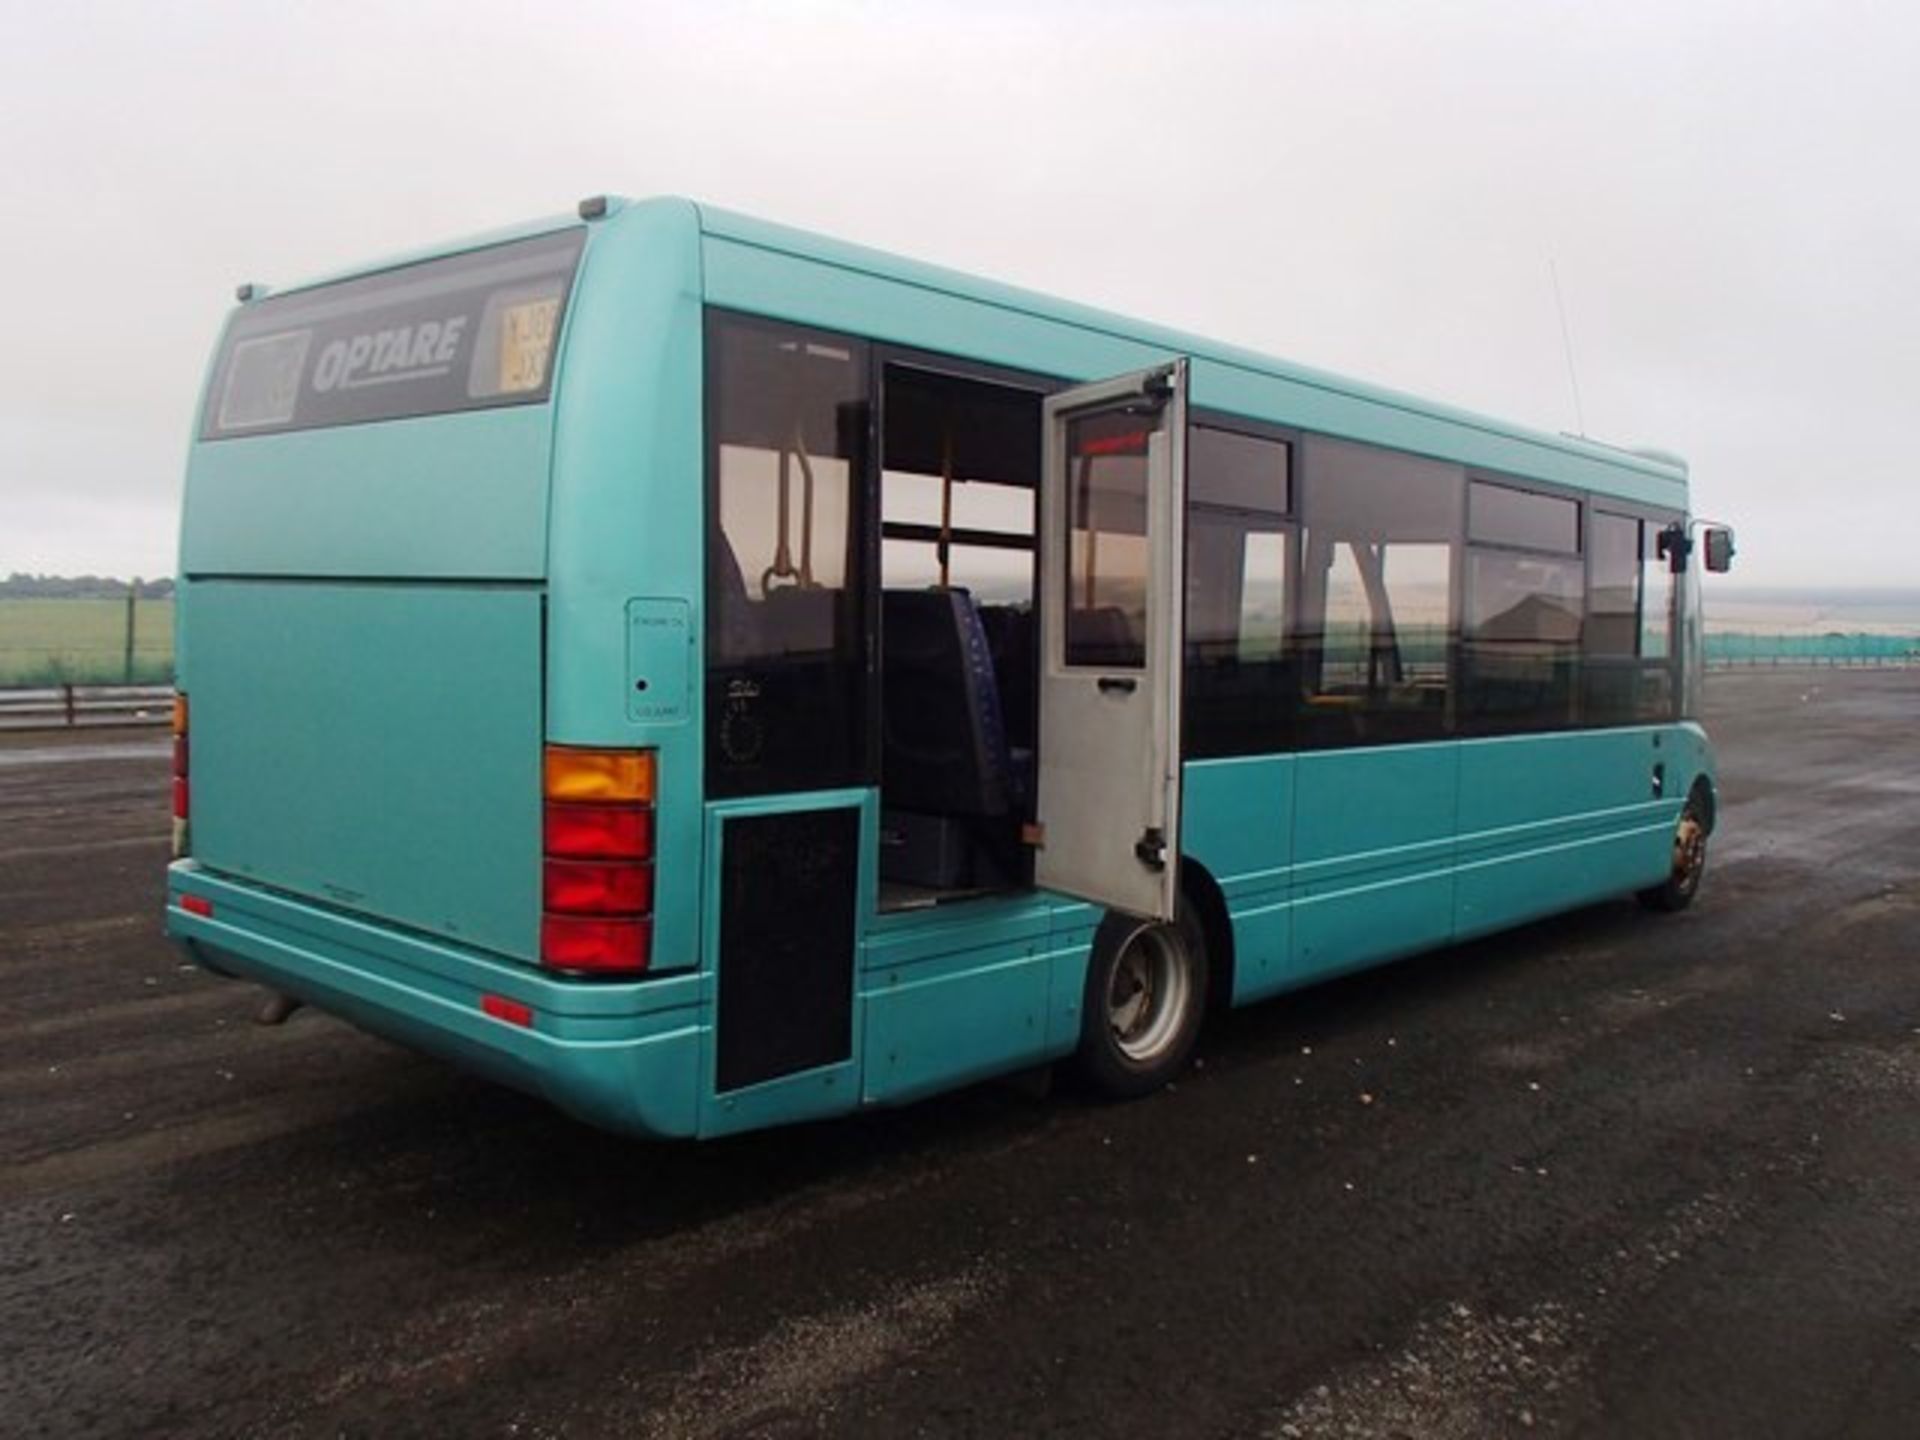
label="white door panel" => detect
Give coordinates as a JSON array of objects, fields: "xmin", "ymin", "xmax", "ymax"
[{"xmin": 1035, "ymin": 361, "xmax": 1187, "ymax": 921}]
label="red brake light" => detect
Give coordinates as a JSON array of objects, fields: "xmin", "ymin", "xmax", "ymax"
[
  {"xmin": 544, "ymin": 802, "xmax": 654, "ymax": 860},
  {"xmin": 171, "ymin": 777, "xmax": 190, "ymax": 822},
  {"xmin": 179, "ymin": 894, "xmax": 212, "ymax": 918},
  {"xmin": 542, "ymin": 859, "xmax": 654, "ymax": 915},
  {"xmin": 540, "ymin": 915, "xmax": 652, "ymax": 973}
]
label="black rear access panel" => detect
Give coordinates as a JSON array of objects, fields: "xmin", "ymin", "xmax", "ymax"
[{"xmin": 715, "ymin": 806, "xmax": 859, "ymax": 1093}]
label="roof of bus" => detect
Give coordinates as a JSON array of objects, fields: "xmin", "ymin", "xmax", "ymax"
[
  {"xmin": 241, "ymin": 194, "xmax": 1686, "ymax": 489},
  {"xmin": 688, "ymin": 198, "xmax": 1687, "ymax": 487},
  {"xmin": 244, "ymin": 209, "xmax": 589, "ymax": 298}
]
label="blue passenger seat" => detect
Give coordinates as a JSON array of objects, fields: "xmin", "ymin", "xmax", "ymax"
[{"xmin": 881, "ymin": 587, "xmax": 1014, "ymax": 818}]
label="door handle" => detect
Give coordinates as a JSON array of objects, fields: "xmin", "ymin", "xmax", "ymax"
[
  {"xmin": 1097, "ymin": 676, "xmax": 1138, "ymax": 695},
  {"xmin": 1134, "ymin": 827, "xmax": 1167, "ymax": 870}
]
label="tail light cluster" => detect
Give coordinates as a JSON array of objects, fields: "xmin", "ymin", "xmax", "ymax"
[
  {"xmin": 171, "ymin": 694, "xmax": 190, "ymax": 858},
  {"xmin": 540, "ymin": 746, "xmax": 656, "ymax": 975}
]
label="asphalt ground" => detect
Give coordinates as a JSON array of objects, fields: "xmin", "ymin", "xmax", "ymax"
[{"xmin": 2, "ymin": 669, "xmax": 1916, "ymax": 1439}]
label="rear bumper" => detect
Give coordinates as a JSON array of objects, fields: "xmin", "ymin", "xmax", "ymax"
[{"xmin": 164, "ymin": 861, "xmax": 702, "ymax": 1138}]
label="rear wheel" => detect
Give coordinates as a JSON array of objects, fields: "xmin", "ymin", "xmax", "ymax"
[
  {"xmin": 1072, "ymin": 909, "xmax": 1208, "ymax": 1098},
  {"xmin": 1638, "ymin": 791, "xmax": 1709, "ymax": 913}
]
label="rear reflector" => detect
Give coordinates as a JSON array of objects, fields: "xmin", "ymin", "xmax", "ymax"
[
  {"xmin": 543, "ymin": 747, "xmax": 656, "ymax": 804},
  {"xmin": 544, "ymin": 801, "xmax": 654, "ymax": 860},
  {"xmin": 480, "ymin": 994, "xmax": 534, "ymax": 1028},
  {"xmin": 540, "ymin": 914, "xmax": 652, "ymax": 973},
  {"xmin": 179, "ymin": 894, "xmax": 213, "ymax": 918}
]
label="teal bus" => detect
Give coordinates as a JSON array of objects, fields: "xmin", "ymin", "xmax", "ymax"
[{"xmin": 165, "ymin": 197, "xmax": 1733, "ymax": 1138}]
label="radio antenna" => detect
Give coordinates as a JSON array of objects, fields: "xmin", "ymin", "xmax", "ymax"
[{"xmin": 1548, "ymin": 256, "xmax": 1588, "ymax": 438}]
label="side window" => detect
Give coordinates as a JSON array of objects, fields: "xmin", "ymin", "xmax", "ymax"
[
  {"xmin": 1585, "ymin": 509, "xmax": 1678, "ymax": 723},
  {"xmin": 1460, "ymin": 481, "xmax": 1583, "ymax": 733},
  {"xmin": 1185, "ymin": 423, "xmax": 1293, "ymax": 757},
  {"xmin": 1297, "ymin": 438, "xmax": 1461, "ymax": 747},
  {"xmin": 706, "ymin": 314, "xmax": 871, "ymax": 798}
]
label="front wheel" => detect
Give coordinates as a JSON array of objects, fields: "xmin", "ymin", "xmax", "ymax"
[
  {"xmin": 1071, "ymin": 909, "xmax": 1209, "ymax": 1098},
  {"xmin": 1638, "ymin": 792, "xmax": 1709, "ymax": 913}
]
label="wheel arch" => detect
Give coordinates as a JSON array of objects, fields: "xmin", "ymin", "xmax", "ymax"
[
  {"xmin": 1179, "ymin": 856, "xmax": 1235, "ymax": 1012},
  {"xmin": 1688, "ymin": 773, "xmax": 1718, "ymax": 834}
]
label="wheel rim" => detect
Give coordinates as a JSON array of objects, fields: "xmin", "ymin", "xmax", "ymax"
[
  {"xmin": 1671, "ymin": 809, "xmax": 1707, "ymax": 896},
  {"xmin": 1107, "ymin": 925, "xmax": 1193, "ymax": 1064}
]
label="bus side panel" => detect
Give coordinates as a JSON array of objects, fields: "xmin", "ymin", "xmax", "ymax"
[
  {"xmin": 1292, "ymin": 742, "xmax": 1459, "ymax": 982},
  {"xmin": 1182, "ymin": 756, "xmax": 1295, "ymax": 1005},
  {"xmin": 1454, "ymin": 729, "xmax": 1677, "ymax": 941},
  {"xmin": 860, "ymin": 896, "xmax": 1059, "ymax": 1107}
]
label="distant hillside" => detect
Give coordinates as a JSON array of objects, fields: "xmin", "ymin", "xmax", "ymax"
[{"xmin": 1, "ymin": 574, "xmax": 175, "ymax": 600}]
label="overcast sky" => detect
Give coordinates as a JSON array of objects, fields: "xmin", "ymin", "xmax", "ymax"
[{"xmin": 2, "ymin": 0, "xmax": 1913, "ymax": 586}]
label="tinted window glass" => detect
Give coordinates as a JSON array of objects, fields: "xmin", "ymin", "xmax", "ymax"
[
  {"xmin": 1185, "ymin": 424, "xmax": 1293, "ymax": 757},
  {"xmin": 1064, "ymin": 410, "xmax": 1151, "ymax": 668},
  {"xmin": 1319, "ymin": 542, "xmax": 1452, "ymax": 687},
  {"xmin": 202, "ymin": 229, "xmax": 585, "ymax": 439},
  {"xmin": 1297, "ymin": 438, "xmax": 1461, "ymax": 746},
  {"xmin": 1643, "ymin": 538, "xmax": 1675, "ymax": 661},
  {"xmin": 1461, "ymin": 550, "xmax": 1583, "ymax": 730},
  {"xmin": 1469, "ymin": 481, "xmax": 1580, "ymax": 554},
  {"xmin": 1586, "ymin": 511, "xmax": 1643, "ymax": 657},
  {"xmin": 1584, "ymin": 510, "xmax": 1677, "ymax": 723},
  {"xmin": 1191, "ymin": 424, "xmax": 1291, "ymax": 512},
  {"xmin": 707, "ymin": 315, "xmax": 871, "ymax": 798}
]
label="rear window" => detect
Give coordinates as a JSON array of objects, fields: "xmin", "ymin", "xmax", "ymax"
[{"xmin": 201, "ymin": 228, "xmax": 586, "ymax": 440}]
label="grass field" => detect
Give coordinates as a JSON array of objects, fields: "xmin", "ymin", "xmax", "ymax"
[{"xmin": 0, "ymin": 598, "xmax": 174, "ymax": 686}]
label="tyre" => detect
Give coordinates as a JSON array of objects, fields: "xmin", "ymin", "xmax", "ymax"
[
  {"xmin": 1071, "ymin": 907, "xmax": 1209, "ymax": 1098},
  {"xmin": 1638, "ymin": 790, "xmax": 1709, "ymax": 913}
]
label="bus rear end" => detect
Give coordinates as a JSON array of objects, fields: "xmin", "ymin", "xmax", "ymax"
[{"xmin": 166, "ymin": 206, "xmax": 706, "ymax": 1136}]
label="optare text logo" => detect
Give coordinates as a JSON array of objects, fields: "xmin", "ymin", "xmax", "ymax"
[{"xmin": 312, "ymin": 316, "xmax": 468, "ymax": 392}]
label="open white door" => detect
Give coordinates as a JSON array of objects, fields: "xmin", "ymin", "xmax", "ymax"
[{"xmin": 1035, "ymin": 360, "xmax": 1187, "ymax": 922}]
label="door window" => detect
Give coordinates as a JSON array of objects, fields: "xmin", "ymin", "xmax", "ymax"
[{"xmin": 1064, "ymin": 409, "xmax": 1152, "ymax": 668}]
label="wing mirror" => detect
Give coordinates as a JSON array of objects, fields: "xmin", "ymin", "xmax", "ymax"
[{"xmin": 1703, "ymin": 527, "xmax": 1736, "ymax": 573}]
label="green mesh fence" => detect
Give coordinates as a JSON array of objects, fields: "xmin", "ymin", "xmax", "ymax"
[
  {"xmin": 0, "ymin": 599, "xmax": 175, "ymax": 686},
  {"xmin": 1705, "ymin": 632, "xmax": 1920, "ymax": 666}
]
